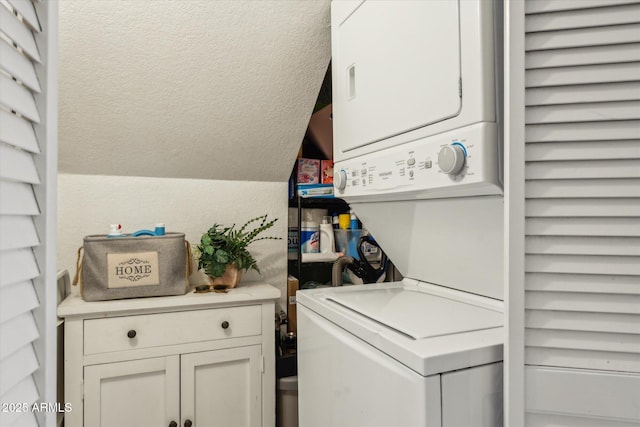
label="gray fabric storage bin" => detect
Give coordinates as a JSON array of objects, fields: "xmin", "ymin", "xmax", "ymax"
[{"xmin": 77, "ymin": 232, "xmax": 190, "ymax": 301}]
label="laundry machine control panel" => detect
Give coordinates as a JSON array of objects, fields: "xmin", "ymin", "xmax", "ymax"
[{"xmin": 334, "ymin": 122, "xmax": 502, "ymax": 201}]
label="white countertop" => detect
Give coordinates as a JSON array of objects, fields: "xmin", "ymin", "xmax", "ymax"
[{"xmin": 58, "ymin": 281, "xmax": 280, "ymax": 318}]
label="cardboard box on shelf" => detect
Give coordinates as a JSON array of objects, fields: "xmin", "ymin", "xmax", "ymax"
[
  {"xmin": 297, "ymin": 158, "xmax": 320, "ymax": 184},
  {"xmin": 321, "ymin": 160, "xmax": 334, "ymax": 184}
]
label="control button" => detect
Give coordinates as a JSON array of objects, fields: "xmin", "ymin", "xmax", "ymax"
[
  {"xmin": 438, "ymin": 145, "xmax": 466, "ymax": 175},
  {"xmin": 409, "ymin": 170, "xmax": 414, "ymax": 178},
  {"xmin": 361, "ymin": 169, "xmax": 367, "ymax": 175},
  {"xmin": 425, "ymin": 160, "xmax": 432, "ymax": 169},
  {"xmin": 334, "ymin": 170, "xmax": 348, "ymax": 191},
  {"xmin": 352, "ymin": 180, "xmax": 358, "ymax": 186},
  {"xmin": 351, "ymin": 170, "xmax": 358, "ymax": 177},
  {"xmin": 407, "ymin": 158, "xmax": 416, "ymax": 166}
]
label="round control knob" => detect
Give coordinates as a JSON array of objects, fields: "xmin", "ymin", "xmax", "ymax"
[
  {"xmin": 334, "ymin": 170, "xmax": 348, "ymax": 191},
  {"xmin": 221, "ymin": 321, "xmax": 230, "ymax": 330},
  {"xmin": 127, "ymin": 330, "xmax": 137, "ymax": 339},
  {"xmin": 438, "ymin": 145, "xmax": 466, "ymax": 175}
]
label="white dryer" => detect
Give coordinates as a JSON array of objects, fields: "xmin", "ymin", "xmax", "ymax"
[{"xmin": 298, "ymin": 1, "xmax": 505, "ymax": 426}]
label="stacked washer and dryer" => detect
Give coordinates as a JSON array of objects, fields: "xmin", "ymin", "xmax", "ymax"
[{"xmin": 297, "ymin": 1, "xmax": 505, "ymax": 426}]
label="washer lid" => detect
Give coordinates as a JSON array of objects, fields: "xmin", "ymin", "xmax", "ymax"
[{"xmin": 326, "ymin": 287, "xmax": 502, "ymax": 340}]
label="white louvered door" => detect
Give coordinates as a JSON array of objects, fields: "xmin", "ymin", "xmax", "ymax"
[
  {"xmin": 522, "ymin": 1, "xmax": 640, "ymax": 425},
  {"xmin": 0, "ymin": 1, "xmax": 57, "ymax": 426}
]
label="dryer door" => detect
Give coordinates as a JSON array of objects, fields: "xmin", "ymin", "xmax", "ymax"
[{"xmin": 333, "ymin": 0, "xmax": 461, "ymax": 154}]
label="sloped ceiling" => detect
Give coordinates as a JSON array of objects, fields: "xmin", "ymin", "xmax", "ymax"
[{"xmin": 58, "ymin": 0, "xmax": 331, "ymax": 182}]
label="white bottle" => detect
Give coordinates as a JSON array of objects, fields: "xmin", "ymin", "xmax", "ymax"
[
  {"xmin": 319, "ymin": 216, "xmax": 335, "ymax": 253},
  {"xmin": 301, "ymin": 221, "xmax": 320, "ymax": 253}
]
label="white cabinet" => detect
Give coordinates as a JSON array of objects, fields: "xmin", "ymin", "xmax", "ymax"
[
  {"xmin": 58, "ymin": 283, "xmax": 279, "ymax": 427},
  {"xmin": 84, "ymin": 356, "xmax": 180, "ymax": 427},
  {"xmin": 181, "ymin": 346, "xmax": 262, "ymax": 427}
]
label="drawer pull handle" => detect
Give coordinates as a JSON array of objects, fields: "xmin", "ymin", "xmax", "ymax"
[
  {"xmin": 127, "ymin": 330, "xmax": 137, "ymax": 339},
  {"xmin": 169, "ymin": 422, "xmax": 177, "ymax": 427},
  {"xmin": 221, "ymin": 321, "xmax": 230, "ymax": 330},
  {"xmin": 184, "ymin": 420, "xmax": 193, "ymax": 427}
]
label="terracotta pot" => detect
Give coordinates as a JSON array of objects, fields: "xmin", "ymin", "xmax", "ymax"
[{"xmin": 209, "ymin": 264, "xmax": 243, "ymax": 288}]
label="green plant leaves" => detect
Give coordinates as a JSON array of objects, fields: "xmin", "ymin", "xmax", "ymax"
[
  {"xmin": 214, "ymin": 250, "xmax": 229, "ymax": 264},
  {"xmin": 196, "ymin": 215, "xmax": 281, "ymax": 278}
]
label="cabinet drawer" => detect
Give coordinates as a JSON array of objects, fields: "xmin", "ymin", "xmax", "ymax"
[{"xmin": 83, "ymin": 305, "xmax": 262, "ymax": 355}]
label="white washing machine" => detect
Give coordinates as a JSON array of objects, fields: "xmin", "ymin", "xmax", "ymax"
[
  {"xmin": 298, "ymin": 1, "xmax": 504, "ymax": 426},
  {"xmin": 297, "ymin": 282, "xmax": 503, "ymax": 427}
]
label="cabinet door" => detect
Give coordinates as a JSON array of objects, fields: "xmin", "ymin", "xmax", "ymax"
[
  {"xmin": 84, "ymin": 356, "xmax": 180, "ymax": 427},
  {"xmin": 181, "ymin": 345, "xmax": 262, "ymax": 427}
]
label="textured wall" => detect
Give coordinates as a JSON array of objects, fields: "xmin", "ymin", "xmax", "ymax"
[
  {"xmin": 57, "ymin": 1, "xmax": 332, "ymax": 310},
  {"xmin": 58, "ymin": 174, "xmax": 289, "ymax": 310},
  {"xmin": 58, "ymin": 0, "xmax": 331, "ymax": 181}
]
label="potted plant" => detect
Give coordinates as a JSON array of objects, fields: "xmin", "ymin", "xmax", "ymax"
[{"xmin": 197, "ymin": 214, "xmax": 280, "ymax": 288}]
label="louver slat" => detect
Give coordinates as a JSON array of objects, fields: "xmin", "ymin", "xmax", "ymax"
[
  {"xmin": 526, "ymin": 159, "xmax": 640, "ymax": 179},
  {"xmin": 0, "ymin": 344, "xmax": 39, "ymax": 396},
  {"xmin": 0, "ymin": 74, "xmax": 41, "ymax": 123},
  {"xmin": 6, "ymin": 0, "xmax": 41, "ymax": 32},
  {"xmin": 526, "ymin": 121, "xmax": 640, "ymax": 142},
  {"xmin": 526, "ymin": 82, "xmax": 640, "ymax": 106},
  {"xmin": 526, "ymin": 347, "xmax": 640, "ymax": 372},
  {"xmin": 526, "ymin": 3, "xmax": 640, "ymax": 32},
  {"xmin": 526, "ymin": 254, "xmax": 640, "ymax": 276},
  {"xmin": 0, "ymin": 180, "xmax": 39, "ymax": 215},
  {"xmin": 526, "ymin": 44, "xmax": 640, "ymax": 69},
  {"xmin": 526, "ymin": 141, "xmax": 640, "ymax": 161},
  {"xmin": 526, "ymin": 101, "xmax": 640, "ymax": 124},
  {"xmin": 527, "ymin": 309, "xmax": 640, "ymax": 334},
  {"xmin": 526, "ymin": 329, "xmax": 640, "ymax": 353},
  {"xmin": 0, "ymin": 216, "xmax": 39, "ymax": 251},
  {"xmin": 0, "ymin": 377, "xmax": 39, "ymax": 426},
  {"xmin": 526, "ymin": 62, "xmax": 640, "ymax": 87},
  {"xmin": 7, "ymin": 412, "xmax": 38, "ymax": 427},
  {"xmin": 0, "ymin": 144, "xmax": 40, "ymax": 184},
  {"xmin": 0, "ymin": 179, "xmax": 40, "ymax": 215},
  {"xmin": 0, "ymin": 312, "xmax": 39, "ymax": 359},
  {"xmin": 0, "ymin": 280, "xmax": 39, "ymax": 323},
  {"xmin": 526, "ymin": 198, "xmax": 640, "ymax": 217},
  {"xmin": 0, "ymin": 109, "xmax": 40, "ymax": 153},
  {"xmin": 526, "ymin": 236, "xmax": 640, "ymax": 256},
  {"xmin": 0, "ymin": 5, "xmax": 40, "ymax": 62},
  {"xmin": 526, "ymin": 23, "xmax": 640, "ymax": 50},
  {"xmin": 526, "ymin": 0, "xmax": 640, "ymax": 14},
  {"xmin": 0, "ymin": 38, "xmax": 41, "ymax": 93},
  {"xmin": 526, "ymin": 217, "xmax": 640, "ymax": 236},
  {"xmin": 526, "ymin": 179, "xmax": 640, "ymax": 198},
  {"xmin": 0, "ymin": 248, "xmax": 39, "ymax": 288},
  {"xmin": 526, "ymin": 272, "xmax": 640, "ymax": 295},
  {"xmin": 525, "ymin": 291, "xmax": 640, "ymax": 313}
]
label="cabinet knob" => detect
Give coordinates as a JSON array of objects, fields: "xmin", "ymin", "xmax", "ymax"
[
  {"xmin": 127, "ymin": 330, "xmax": 137, "ymax": 339},
  {"xmin": 221, "ymin": 321, "xmax": 230, "ymax": 330},
  {"xmin": 169, "ymin": 422, "xmax": 177, "ymax": 427},
  {"xmin": 184, "ymin": 420, "xmax": 193, "ymax": 427}
]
